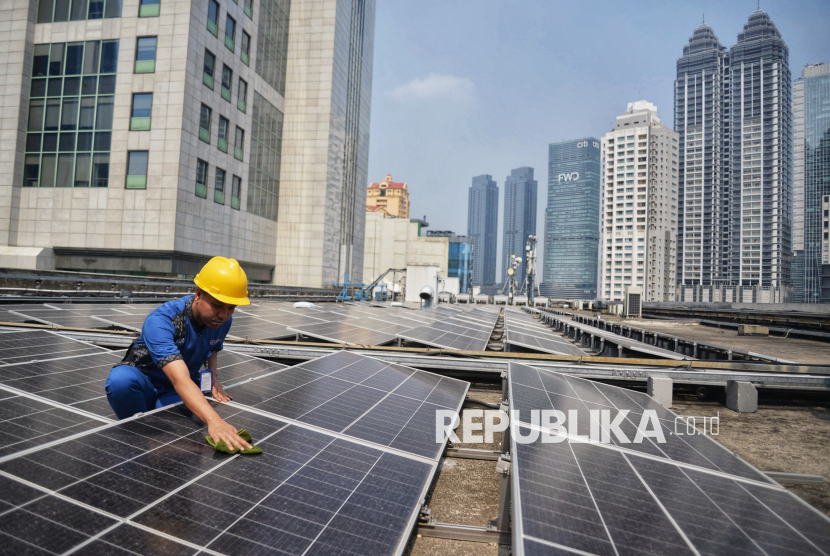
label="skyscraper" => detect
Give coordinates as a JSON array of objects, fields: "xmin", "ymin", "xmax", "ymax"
[
  {"xmin": 542, "ymin": 139, "xmax": 600, "ymax": 299},
  {"xmin": 0, "ymin": 0, "xmax": 374, "ymax": 287},
  {"xmin": 793, "ymin": 63, "xmax": 830, "ymax": 303},
  {"xmin": 501, "ymin": 167, "xmax": 537, "ymax": 286},
  {"xmin": 726, "ymin": 9, "xmax": 792, "ymax": 289},
  {"xmin": 675, "ymin": 22, "xmax": 727, "ymax": 286},
  {"xmin": 599, "ymin": 101, "xmax": 678, "ymax": 302},
  {"xmin": 467, "ymin": 174, "xmax": 499, "ymax": 287}
]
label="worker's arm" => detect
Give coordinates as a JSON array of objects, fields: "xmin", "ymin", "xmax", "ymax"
[
  {"xmin": 161, "ymin": 359, "xmax": 251, "ymax": 452},
  {"xmin": 209, "ymin": 350, "xmax": 233, "ymax": 402}
]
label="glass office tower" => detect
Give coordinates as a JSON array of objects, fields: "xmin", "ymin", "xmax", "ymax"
[
  {"xmin": 542, "ymin": 138, "xmax": 600, "ymax": 299},
  {"xmin": 793, "ymin": 63, "xmax": 830, "ymax": 302},
  {"xmin": 467, "ymin": 174, "xmax": 499, "ymax": 286}
]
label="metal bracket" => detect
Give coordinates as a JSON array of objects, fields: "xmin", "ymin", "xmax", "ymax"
[
  {"xmin": 763, "ymin": 472, "xmax": 825, "ymax": 485},
  {"xmin": 416, "ymin": 518, "xmax": 511, "ymax": 544},
  {"xmin": 445, "ymin": 447, "xmax": 502, "ymax": 461}
]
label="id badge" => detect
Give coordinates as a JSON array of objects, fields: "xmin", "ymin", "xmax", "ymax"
[{"xmin": 200, "ymin": 369, "xmax": 213, "ymax": 392}]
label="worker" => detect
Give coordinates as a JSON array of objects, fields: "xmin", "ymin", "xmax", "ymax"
[{"xmin": 105, "ymin": 256, "xmax": 253, "ymax": 453}]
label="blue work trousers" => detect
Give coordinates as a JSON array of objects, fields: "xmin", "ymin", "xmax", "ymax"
[{"xmin": 105, "ymin": 365, "xmax": 183, "ymax": 420}]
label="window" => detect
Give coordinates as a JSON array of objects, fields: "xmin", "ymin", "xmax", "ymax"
[
  {"xmin": 231, "ymin": 175, "xmax": 241, "ymax": 209},
  {"xmin": 217, "ymin": 116, "xmax": 229, "ymax": 152},
  {"xmin": 247, "ymin": 92, "xmax": 283, "ymax": 221},
  {"xmin": 237, "ymin": 78, "xmax": 247, "ymax": 112},
  {"xmin": 234, "ymin": 126, "xmax": 244, "ymax": 160},
  {"xmin": 135, "ymin": 36, "xmax": 157, "ymax": 73},
  {"xmin": 255, "ymin": 0, "xmax": 289, "ymax": 95},
  {"xmin": 38, "ymin": 0, "xmax": 122, "ymax": 22},
  {"xmin": 214, "ymin": 168, "xmax": 226, "ymax": 204},
  {"xmin": 130, "ymin": 93, "xmax": 152, "ymax": 130},
  {"xmin": 207, "ymin": 0, "xmax": 219, "ymax": 35},
  {"xmin": 139, "ymin": 0, "xmax": 159, "ymax": 17},
  {"xmin": 241, "ymin": 31, "xmax": 250, "ymax": 65},
  {"xmin": 244, "ymin": 0, "xmax": 252, "ymax": 18},
  {"xmin": 126, "ymin": 151, "xmax": 148, "ymax": 189},
  {"xmin": 199, "ymin": 104, "xmax": 211, "ymax": 143},
  {"xmin": 221, "ymin": 65, "xmax": 232, "ymax": 101},
  {"xmin": 196, "ymin": 159, "xmax": 208, "ymax": 197},
  {"xmin": 225, "ymin": 15, "xmax": 235, "ymax": 51},
  {"xmin": 203, "ymin": 49, "xmax": 216, "ymax": 88},
  {"xmin": 25, "ymin": 40, "xmax": 118, "ymax": 188}
]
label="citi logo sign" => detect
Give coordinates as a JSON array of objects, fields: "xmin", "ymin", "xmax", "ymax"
[
  {"xmin": 577, "ymin": 140, "xmax": 600, "ymax": 149},
  {"xmin": 559, "ymin": 172, "xmax": 580, "ymax": 182}
]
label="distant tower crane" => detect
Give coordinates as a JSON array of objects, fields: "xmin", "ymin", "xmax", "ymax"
[{"xmin": 521, "ymin": 235, "xmax": 541, "ymax": 299}]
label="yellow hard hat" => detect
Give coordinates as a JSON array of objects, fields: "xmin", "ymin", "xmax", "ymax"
[{"xmin": 194, "ymin": 257, "xmax": 251, "ymax": 306}]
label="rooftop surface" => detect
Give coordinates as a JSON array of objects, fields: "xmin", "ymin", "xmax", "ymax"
[{"xmin": 570, "ymin": 309, "xmax": 830, "ymax": 365}]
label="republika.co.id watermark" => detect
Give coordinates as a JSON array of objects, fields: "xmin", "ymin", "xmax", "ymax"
[{"xmin": 435, "ymin": 409, "xmax": 719, "ymax": 445}]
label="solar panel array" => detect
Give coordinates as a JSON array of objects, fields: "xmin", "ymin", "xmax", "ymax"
[
  {"xmin": 0, "ymin": 327, "xmax": 470, "ymax": 555},
  {"xmin": 503, "ymin": 309, "xmax": 587, "ymax": 356},
  {"xmin": 395, "ymin": 307, "xmax": 500, "ymax": 351},
  {"xmin": 507, "ymin": 362, "xmax": 830, "ymax": 556},
  {"xmin": 4, "ymin": 301, "xmax": 504, "ymax": 348}
]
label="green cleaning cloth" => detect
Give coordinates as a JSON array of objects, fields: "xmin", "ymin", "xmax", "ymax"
[{"xmin": 206, "ymin": 429, "xmax": 263, "ymax": 455}]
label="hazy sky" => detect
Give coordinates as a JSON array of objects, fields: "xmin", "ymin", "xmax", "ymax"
[{"xmin": 365, "ymin": 0, "xmax": 830, "ymax": 277}]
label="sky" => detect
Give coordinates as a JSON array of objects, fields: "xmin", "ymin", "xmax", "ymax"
[{"xmin": 365, "ymin": 0, "xmax": 830, "ymax": 278}]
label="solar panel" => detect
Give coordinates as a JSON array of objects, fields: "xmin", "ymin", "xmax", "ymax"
[
  {"xmin": 225, "ymin": 350, "xmax": 469, "ymax": 460},
  {"xmin": 288, "ymin": 321, "xmax": 403, "ymax": 346},
  {"xmin": 503, "ymin": 311, "xmax": 587, "ymax": 356},
  {"xmin": 0, "ymin": 399, "xmax": 439, "ymax": 556},
  {"xmin": 0, "ymin": 341, "xmax": 284, "ymax": 421},
  {"xmin": 0, "ymin": 329, "xmax": 108, "ymax": 365},
  {"xmin": 0, "ymin": 390, "xmax": 108, "ymax": 457},
  {"xmin": 507, "ymin": 362, "xmax": 830, "ymax": 556},
  {"xmin": 508, "ymin": 362, "xmax": 773, "ymax": 482}
]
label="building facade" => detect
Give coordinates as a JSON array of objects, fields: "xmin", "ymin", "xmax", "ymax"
[
  {"xmin": 362, "ymin": 211, "xmax": 448, "ymax": 288},
  {"xmin": 542, "ymin": 138, "xmax": 600, "ymax": 299},
  {"xmin": 366, "ymin": 173, "xmax": 409, "ymax": 218},
  {"xmin": 793, "ymin": 63, "xmax": 830, "ymax": 303},
  {"xmin": 467, "ymin": 174, "xmax": 498, "ymax": 287},
  {"xmin": 0, "ymin": 0, "xmax": 374, "ymax": 287},
  {"xmin": 426, "ymin": 230, "xmax": 473, "ymax": 293},
  {"xmin": 598, "ymin": 101, "xmax": 678, "ymax": 302},
  {"xmin": 725, "ymin": 9, "xmax": 792, "ymax": 290},
  {"xmin": 674, "ymin": 22, "xmax": 727, "ymax": 286},
  {"xmin": 500, "ymin": 167, "xmax": 537, "ymax": 286}
]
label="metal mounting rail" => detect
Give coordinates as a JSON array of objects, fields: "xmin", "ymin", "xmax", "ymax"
[{"xmin": 10, "ymin": 325, "xmax": 830, "ymax": 391}]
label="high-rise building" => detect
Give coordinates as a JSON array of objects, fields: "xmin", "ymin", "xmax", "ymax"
[
  {"xmin": 542, "ymin": 138, "xmax": 600, "ymax": 300},
  {"xmin": 599, "ymin": 101, "xmax": 678, "ymax": 302},
  {"xmin": 501, "ymin": 167, "xmax": 537, "ymax": 285},
  {"xmin": 674, "ymin": 22, "xmax": 727, "ymax": 286},
  {"xmin": 725, "ymin": 9, "xmax": 792, "ymax": 290},
  {"xmin": 793, "ymin": 63, "xmax": 830, "ymax": 303},
  {"xmin": 366, "ymin": 174, "xmax": 409, "ymax": 218},
  {"xmin": 0, "ymin": 0, "xmax": 374, "ymax": 288},
  {"xmin": 467, "ymin": 174, "xmax": 499, "ymax": 286}
]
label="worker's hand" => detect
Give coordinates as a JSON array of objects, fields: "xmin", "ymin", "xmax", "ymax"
[
  {"xmin": 212, "ymin": 382, "xmax": 232, "ymax": 402},
  {"xmin": 207, "ymin": 419, "xmax": 252, "ymax": 452}
]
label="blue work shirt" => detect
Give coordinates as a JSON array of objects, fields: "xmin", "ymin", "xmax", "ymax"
[{"xmin": 116, "ymin": 295, "xmax": 232, "ymax": 387}]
